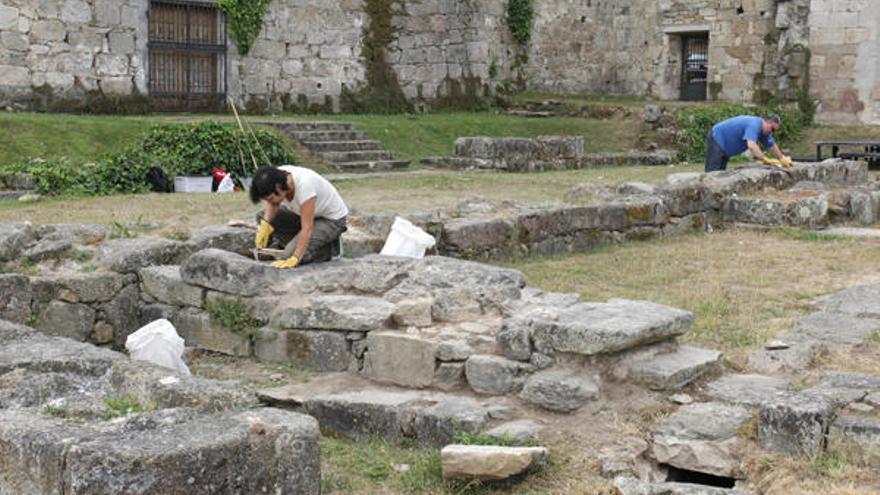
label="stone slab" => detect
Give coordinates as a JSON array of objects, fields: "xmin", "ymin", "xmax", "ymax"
[
  {"xmin": 305, "ymin": 389, "xmax": 423, "ymax": 439},
  {"xmin": 140, "ymin": 265, "xmax": 204, "ymax": 307},
  {"xmin": 759, "ymin": 392, "xmax": 833, "ymax": 457},
  {"xmin": 272, "ymin": 295, "xmax": 393, "ymax": 331},
  {"xmin": 413, "ymin": 398, "xmax": 488, "ymax": 446},
  {"xmin": 629, "ymin": 346, "xmax": 721, "ymax": 391},
  {"xmin": 465, "ymin": 354, "xmax": 534, "ymax": 396},
  {"xmin": 441, "ymin": 445, "xmax": 548, "ymax": 481},
  {"xmin": 254, "ymin": 328, "xmax": 350, "ymax": 372},
  {"xmin": 519, "ymin": 370, "xmax": 599, "ymax": 412},
  {"xmin": 180, "ymin": 248, "xmax": 292, "ymax": 297},
  {"xmin": 362, "ymin": 332, "xmax": 438, "ymax": 388},
  {"xmin": 99, "ymin": 238, "xmax": 191, "ymax": 273},
  {"xmin": 703, "ymin": 374, "xmax": 790, "ymax": 407}
]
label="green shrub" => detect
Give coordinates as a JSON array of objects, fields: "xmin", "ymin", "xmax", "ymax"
[
  {"xmin": 207, "ymin": 297, "xmax": 264, "ymax": 339},
  {"xmin": 676, "ymin": 103, "xmax": 812, "ymax": 162},
  {"xmin": 507, "ymin": 0, "xmax": 534, "ymax": 44}
]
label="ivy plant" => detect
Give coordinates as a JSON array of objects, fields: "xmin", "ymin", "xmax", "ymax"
[
  {"xmin": 218, "ymin": 0, "xmax": 271, "ymax": 55},
  {"xmin": 507, "ymin": 0, "xmax": 534, "ymax": 44}
]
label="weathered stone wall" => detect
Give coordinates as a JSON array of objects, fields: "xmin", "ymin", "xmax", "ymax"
[
  {"xmin": 0, "ymin": 0, "xmax": 148, "ymax": 104},
  {"xmin": 809, "ymin": 0, "xmax": 880, "ymax": 124}
]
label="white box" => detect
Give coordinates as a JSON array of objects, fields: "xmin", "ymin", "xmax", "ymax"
[{"xmin": 174, "ymin": 176, "xmax": 213, "ymax": 193}]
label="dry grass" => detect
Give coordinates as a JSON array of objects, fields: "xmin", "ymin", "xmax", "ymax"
[{"xmin": 500, "ymin": 228, "xmax": 880, "ymax": 364}]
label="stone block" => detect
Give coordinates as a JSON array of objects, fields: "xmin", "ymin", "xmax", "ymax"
[
  {"xmin": 139, "ymin": 303, "xmax": 179, "ymax": 327},
  {"xmin": 55, "ymin": 272, "xmax": 126, "ymax": 303},
  {"xmin": 36, "ymin": 224, "xmax": 109, "ymax": 244},
  {"xmin": 519, "ymin": 370, "xmax": 599, "ymax": 412},
  {"xmin": 99, "ymin": 283, "xmax": 140, "ymax": 349},
  {"xmin": 815, "ymin": 283, "xmax": 880, "ymax": 318},
  {"xmin": 180, "ymin": 248, "xmax": 290, "ymax": 297},
  {"xmin": 431, "ymin": 288, "xmax": 483, "ymax": 322},
  {"xmin": 436, "ymin": 340, "xmax": 473, "ymax": 361},
  {"xmin": 486, "ymin": 419, "xmax": 543, "ymax": 443},
  {"xmin": 0, "ymin": 222, "xmax": 35, "ymax": 261},
  {"xmin": 100, "ymin": 238, "xmax": 191, "ymax": 274},
  {"xmin": 391, "ymin": 296, "xmax": 433, "ymax": 327},
  {"xmin": 628, "ymin": 346, "xmax": 721, "ymax": 391},
  {"xmin": 254, "ymin": 328, "xmax": 350, "ymax": 372},
  {"xmin": 795, "ymin": 311, "xmax": 880, "ymax": 347},
  {"xmin": 273, "ymin": 295, "xmax": 393, "ymax": 331},
  {"xmin": 723, "ymin": 197, "xmax": 785, "ymax": 225},
  {"xmin": 363, "ymin": 331, "xmax": 438, "ymax": 387},
  {"xmin": 174, "ymin": 307, "xmax": 251, "ymax": 357},
  {"xmin": 413, "ymin": 398, "xmax": 488, "ymax": 446},
  {"xmin": 189, "ymin": 225, "xmax": 253, "ymax": 253},
  {"xmin": 0, "ymin": 274, "xmax": 31, "ymax": 324},
  {"xmin": 803, "ymin": 371, "xmax": 880, "ymax": 408},
  {"xmin": 465, "ymin": 354, "xmax": 534, "ymax": 395},
  {"xmin": 827, "ymin": 415, "xmax": 880, "ymax": 460},
  {"xmin": 653, "ymin": 402, "xmax": 752, "ymax": 478},
  {"xmin": 530, "ymin": 299, "xmax": 692, "ymax": 356},
  {"xmin": 441, "ymin": 217, "xmax": 514, "ymax": 255},
  {"xmin": 746, "ymin": 333, "xmax": 820, "ymax": 375},
  {"xmin": 305, "ymin": 390, "xmax": 422, "ymax": 439},
  {"xmin": 497, "ymin": 318, "xmax": 533, "ymax": 361},
  {"xmin": 703, "ymin": 374, "xmax": 790, "ymax": 407},
  {"xmin": 433, "ymin": 362, "xmax": 465, "ymax": 390},
  {"xmin": 758, "ymin": 392, "xmax": 833, "ymax": 457},
  {"xmin": 140, "ymin": 265, "xmax": 204, "ymax": 307},
  {"xmin": 441, "ymin": 445, "xmax": 548, "ymax": 481},
  {"xmin": 22, "ymin": 239, "xmax": 71, "ymax": 261},
  {"xmin": 35, "ymin": 300, "xmax": 95, "ymax": 341}
]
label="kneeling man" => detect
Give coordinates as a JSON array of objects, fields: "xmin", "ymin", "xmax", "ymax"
[{"xmin": 249, "ymin": 165, "xmax": 348, "ymax": 269}]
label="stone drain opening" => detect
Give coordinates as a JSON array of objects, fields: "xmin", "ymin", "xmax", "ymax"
[{"xmin": 662, "ymin": 464, "xmax": 737, "ymax": 489}]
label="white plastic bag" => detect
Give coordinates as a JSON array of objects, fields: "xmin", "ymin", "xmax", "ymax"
[
  {"xmin": 217, "ymin": 173, "xmax": 235, "ymax": 193},
  {"xmin": 125, "ymin": 319, "xmax": 191, "ymax": 375},
  {"xmin": 380, "ymin": 216, "xmax": 436, "ymax": 259}
]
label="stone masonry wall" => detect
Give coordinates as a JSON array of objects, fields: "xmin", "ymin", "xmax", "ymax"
[{"xmin": 809, "ymin": 0, "xmax": 880, "ymax": 125}]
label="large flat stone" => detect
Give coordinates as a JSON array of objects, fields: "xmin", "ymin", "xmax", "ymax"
[
  {"xmin": 803, "ymin": 371, "xmax": 880, "ymax": 407},
  {"xmin": 746, "ymin": 333, "xmax": 820, "ymax": 374},
  {"xmin": 530, "ymin": 299, "xmax": 692, "ymax": 355},
  {"xmin": 629, "ymin": 346, "xmax": 721, "ymax": 391},
  {"xmin": 413, "ymin": 398, "xmax": 489, "ymax": 446},
  {"xmin": 827, "ymin": 415, "xmax": 880, "ymax": 460},
  {"xmin": 272, "ymin": 295, "xmax": 393, "ymax": 331},
  {"xmin": 99, "ymin": 238, "xmax": 192, "ymax": 273},
  {"xmin": 362, "ymin": 332, "xmax": 438, "ymax": 388},
  {"xmin": 180, "ymin": 248, "xmax": 291, "ymax": 297},
  {"xmin": 35, "ymin": 300, "xmax": 96, "ymax": 341},
  {"xmin": 814, "ymin": 283, "xmax": 880, "ymax": 319},
  {"xmin": 652, "ymin": 402, "xmax": 752, "ymax": 478},
  {"xmin": 519, "ymin": 370, "xmax": 599, "ymax": 412},
  {"xmin": 173, "ymin": 307, "xmax": 251, "ymax": 357},
  {"xmin": 54, "ymin": 272, "xmax": 127, "ymax": 303},
  {"xmin": 794, "ymin": 311, "xmax": 880, "ymax": 346},
  {"xmin": 441, "ymin": 445, "xmax": 548, "ymax": 481},
  {"xmin": 486, "ymin": 419, "xmax": 543, "ymax": 443},
  {"xmin": 140, "ymin": 265, "xmax": 204, "ymax": 307},
  {"xmin": 0, "ymin": 320, "xmax": 123, "ymax": 375},
  {"xmin": 305, "ymin": 389, "xmax": 422, "ymax": 439},
  {"xmin": 703, "ymin": 374, "xmax": 790, "ymax": 407},
  {"xmin": 189, "ymin": 225, "xmax": 253, "ymax": 253},
  {"xmin": 758, "ymin": 392, "xmax": 833, "ymax": 457},
  {"xmin": 0, "ymin": 221, "xmax": 35, "ymax": 261},
  {"xmin": 36, "ymin": 223, "xmax": 109, "ymax": 244},
  {"xmin": 465, "ymin": 354, "xmax": 534, "ymax": 395},
  {"xmin": 254, "ymin": 328, "xmax": 350, "ymax": 372},
  {"xmin": 614, "ymin": 476, "xmax": 750, "ymax": 495},
  {"xmin": 0, "ymin": 273, "xmax": 32, "ymax": 323}
]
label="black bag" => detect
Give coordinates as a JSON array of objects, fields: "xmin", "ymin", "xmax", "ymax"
[{"xmin": 146, "ymin": 166, "xmax": 171, "ymax": 193}]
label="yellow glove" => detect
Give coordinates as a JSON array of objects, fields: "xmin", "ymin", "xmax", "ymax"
[
  {"xmin": 780, "ymin": 156, "xmax": 793, "ymax": 168},
  {"xmin": 761, "ymin": 156, "xmax": 782, "ymax": 166},
  {"xmin": 254, "ymin": 219, "xmax": 274, "ymax": 249},
  {"xmin": 272, "ymin": 255, "xmax": 299, "ymax": 269}
]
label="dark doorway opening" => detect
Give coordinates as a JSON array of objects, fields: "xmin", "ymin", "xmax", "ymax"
[
  {"xmin": 680, "ymin": 33, "xmax": 708, "ymax": 101},
  {"xmin": 663, "ymin": 464, "xmax": 737, "ymax": 489},
  {"xmin": 148, "ymin": 0, "xmax": 227, "ymax": 112}
]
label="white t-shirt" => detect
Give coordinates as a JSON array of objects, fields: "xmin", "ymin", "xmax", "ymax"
[{"xmin": 278, "ymin": 165, "xmax": 349, "ymax": 220}]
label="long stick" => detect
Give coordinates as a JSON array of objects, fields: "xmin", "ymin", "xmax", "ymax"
[{"xmin": 228, "ymin": 96, "xmax": 259, "ymax": 171}]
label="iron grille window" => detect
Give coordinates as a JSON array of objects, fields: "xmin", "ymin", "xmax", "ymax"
[{"xmin": 148, "ymin": 0, "xmax": 227, "ymax": 111}]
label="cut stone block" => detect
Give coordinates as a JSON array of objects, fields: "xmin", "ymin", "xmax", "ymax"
[
  {"xmin": 305, "ymin": 389, "xmax": 422, "ymax": 439},
  {"xmin": 0, "ymin": 221, "xmax": 35, "ymax": 261},
  {"xmin": 496, "ymin": 319, "xmax": 532, "ymax": 361},
  {"xmin": 465, "ymin": 354, "xmax": 534, "ymax": 395},
  {"xmin": 436, "ymin": 340, "xmax": 473, "ymax": 361},
  {"xmin": 652, "ymin": 402, "xmax": 752, "ymax": 478},
  {"xmin": 36, "ymin": 300, "xmax": 96, "ymax": 341},
  {"xmin": 22, "ymin": 239, "xmax": 71, "ymax": 261},
  {"xmin": 180, "ymin": 248, "xmax": 291, "ymax": 297},
  {"xmin": 413, "ymin": 398, "xmax": 489, "ymax": 446},
  {"xmin": 189, "ymin": 225, "xmax": 253, "ymax": 253},
  {"xmin": 55, "ymin": 272, "xmax": 127, "ymax": 303},
  {"xmin": 100, "ymin": 238, "xmax": 191, "ymax": 273},
  {"xmin": 530, "ymin": 299, "xmax": 692, "ymax": 355},
  {"xmin": 174, "ymin": 308, "xmax": 251, "ymax": 357},
  {"xmin": 827, "ymin": 415, "xmax": 880, "ymax": 460},
  {"xmin": 703, "ymin": 374, "xmax": 790, "ymax": 407},
  {"xmin": 362, "ymin": 332, "xmax": 438, "ymax": 388},
  {"xmin": 273, "ymin": 295, "xmax": 393, "ymax": 331},
  {"xmin": 140, "ymin": 265, "xmax": 204, "ymax": 307},
  {"xmin": 629, "ymin": 346, "xmax": 721, "ymax": 391},
  {"xmin": 0, "ymin": 273, "xmax": 31, "ymax": 324},
  {"xmin": 391, "ymin": 296, "xmax": 433, "ymax": 327},
  {"xmin": 254, "ymin": 328, "xmax": 350, "ymax": 372},
  {"xmin": 441, "ymin": 445, "xmax": 548, "ymax": 481},
  {"xmin": 519, "ymin": 370, "xmax": 599, "ymax": 412},
  {"xmin": 433, "ymin": 362, "xmax": 465, "ymax": 390},
  {"xmin": 486, "ymin": 419, "xmax": 543, "ymax": 442},
  {"xmin": 758, "ymin": 392, "xmax": 833, "ymax": 457},
  {"xmin": 803, "ymin": 371, "xmax": 880, "ymax": 407}
]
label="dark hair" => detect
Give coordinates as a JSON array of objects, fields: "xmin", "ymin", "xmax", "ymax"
[
  {"xmin": 249, "ymin": 165, "xmax": 289, "ymax": 204},
  {"xmin": 762, "ymin": 114, "xmax": 781, "ymax": 125}
]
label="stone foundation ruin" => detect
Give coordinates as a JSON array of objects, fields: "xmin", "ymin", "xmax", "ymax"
[{"xmin": 1, "ymin": 159, "xmax": 879, "ymax": 493}]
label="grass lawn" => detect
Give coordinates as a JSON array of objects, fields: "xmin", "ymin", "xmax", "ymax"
[
  {"xmin": 787, "ymin": 124, "xmax": 880, "ymax": 159},
  {"xmin": 0, "ymin": 112, "xmax": 154, "ymax": 165}
]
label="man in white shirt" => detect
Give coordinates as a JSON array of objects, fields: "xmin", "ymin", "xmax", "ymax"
[{"xmin": 249, "ymin": 165, "xmax": 348, "ymax": 269}]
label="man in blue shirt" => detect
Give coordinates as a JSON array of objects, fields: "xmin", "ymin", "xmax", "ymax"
[{"xmin": 705, "ymin": 114, "xmax": 792, "ymax": 172}]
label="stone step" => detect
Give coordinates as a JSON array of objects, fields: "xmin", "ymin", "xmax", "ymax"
[
  {"xmin": 286, "ymin": 130, "xmax": 369, "ymax": 142},
  {"xmin": 628, "ymin": 345, "xmax": 721, "ymax": 391},
  {"xmin": 318, "ymin": 150, "xmax": 396, "ymax": 163},
  {"xmin": 302, "ymin": 140, "xmax": 385, "ymax": 152},
  {"xmin": 333, "ymin": 159, "xmax": 411, "ymax": 171},
  {"xmin": 252, "ymin": 120, "xmax": 355, "ymax": 131}
]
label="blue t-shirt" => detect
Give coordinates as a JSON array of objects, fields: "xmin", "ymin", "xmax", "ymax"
[{"xmin": 710, "ymin": 115, "xmax": 776, "ymax": 157}]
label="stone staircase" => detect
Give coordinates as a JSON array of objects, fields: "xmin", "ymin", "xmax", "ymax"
[{"xmin": 256, "ymin": 121, "xmax": 410, "ymax": 172}]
